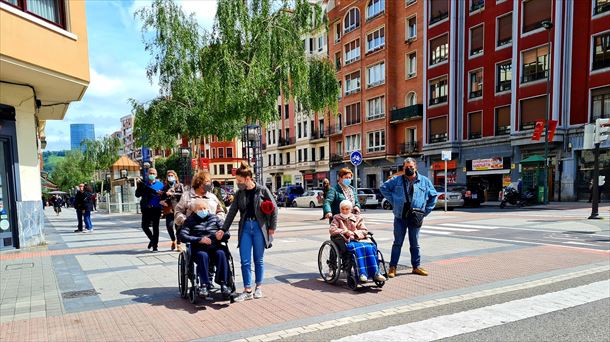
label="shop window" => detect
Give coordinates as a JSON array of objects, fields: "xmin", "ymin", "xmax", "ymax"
[
  {"xmin": 521, "ymin": 45, "xmax": 549, "ymax": 83},
  {"xmin": 468, "ymin": 111, "xmax": 482, "ymax": 139},
  {"xmin": 495, "ymin": 106, "xmax": 511, "ymax": 135},
  {"xmin": 496, "ymin": 60, "xmax": 512, "ymax": 93},
  {"xmin": 470, "ymin": 25, "xmax": 484, "ymax": 57},
  {"xmin": 592, "ymin": 32, "xmax": 610, "ymax": 71},
  {"xmin": 497, "ymin": 13, "xmax": 512, "ymax": 47},
  {"xmin": 429, "ymin": 116, "xmax": 448, "ymax": 143},
  {"xmin": 522, "ymin": 0, "xmax": 551, "ymax": 33},
  {"xmin": 429, "ymin": 76, "xmax": 448, "ymax": 106},
  {"xmin": 520, "ymin": 95, "xmax": 547, "ymax": 129},
  {"xmin": 429, "ymin": 0, "xmax": 448, "ymax": 25},
  {"xmin": 429, "ymin": 34, "xmax": 449, "ymax": 66},
  {"xmin": 591, "ymin": 86, "xmax": 610, "ymax": 122}
]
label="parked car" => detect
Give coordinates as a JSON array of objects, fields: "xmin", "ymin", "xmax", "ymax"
[
  {"xmin": 357, "ymin": 188, "xmax": 379, "ymax": 208},
  {"xmin": 276, "ymin": 185, "xmax": 305, "ymax": 207},
  {"xmin": 434, "ymin": 186, "xmax": 465, "ymax": 210},
  {"xmin": 372, "ymin": 188, "xmax": 384, "ymax": 205},
  {"xmin": 381, "ymin": 197, "xmax": 393, "ymax": 210},
  {"xmin": 450, "ymin": 182, "xmax": 486, "ymax": 207},
  {"xmin": 292, "ymin": 190, "xmax": 324, "ymax": 208}
]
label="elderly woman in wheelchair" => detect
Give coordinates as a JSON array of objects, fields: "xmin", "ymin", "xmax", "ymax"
[
  {"xmin": 318, "ymin": 200, "xmax": 387, "ymax": 290},
  {"xmin": 178, "ymin": 199, "xmax": 232, "ymax": 301}
]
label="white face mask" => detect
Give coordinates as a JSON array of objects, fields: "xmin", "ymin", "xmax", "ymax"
[{"xmin": 340, "ymin": 212, "xmax": 350, "ymax": 219}]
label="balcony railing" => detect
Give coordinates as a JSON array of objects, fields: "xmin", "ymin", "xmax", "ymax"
[
  {"xmin": 496, "ymin": 80, "xmax": 511, "ymax": 93},
  {"xmin": 595, "ymin": 1, "xmax": 610, "ymax": 15},
  {"xmin": 391, "ymin": 104, "xmax": 423, "ymax": 122},
  {"xmin": 429, "ymin": 95, "xmax": 448, "ymax": 106},
  {"xmin": 430, "ymin": 11, "xmax": 448, "ymax": 25},
  {"xmin": 311, "ymin": 129, "xmax": 327, "ymax": 140},
  {"xmin": 469, "ymin": 89, "xmax": 483, "ymax": 99},
  {"xmin": 330, "ymin": 154, "xmax": 344, "ymax": 163},
  {"xmin": 278, "ymin": 137, "xmax": 295, "ymax": 147},
  {"xmin": 521, "ymin": 68, "xmax": 548, "ymax": 83},
  {"xmin": 429, "ymin": 133, "xmax": 448, "ymax": 144},
  {"xmin": 400, "ymin": 142, "xmax": 418, "ymax": 155},
  {"xmin": 495, "ymin": 125, "xmax": 511, "ymax": 136}
]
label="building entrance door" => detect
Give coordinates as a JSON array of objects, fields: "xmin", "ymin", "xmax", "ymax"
[{"xmin": 0, "ymin": 139, "xmax": 17, "ymax": 249}]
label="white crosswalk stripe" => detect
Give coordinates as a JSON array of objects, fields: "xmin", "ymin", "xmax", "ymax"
[
  {"xmin": 334, "ymin": 280, "xmax": 610, "ymax": 342},
  {"xmin": 438, "ymin": 223, "xmax": 501, "ymax": 230}
]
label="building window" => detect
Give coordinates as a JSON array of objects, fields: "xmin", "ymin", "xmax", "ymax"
[
  {"xmin": 344, "ymin": 39, "xmax": 361, "ymax": 65},
  {"xmin": 320, "ymin": 146, "xmax": 325, "ymax": 160},
  {"xmin": 367, "ymin": 96, "xmax": 385, "ymax": 120},
  {"xmin": 367, "ymin": 62, "xmax": 385, "ymax": 88},
  {"xmin": 318, "ymin": 35, "xmax": 324, "ymax": 52},
  {"xmin": 429, "ymin": 34, "xmax": 449, "ymax": 66},
  {"xmin": 335, "ymin": 52, "xmax": 342, "ymax": 70},
  {"xmin": 496, "ymin": 60, "xmax": 512, "ymax": 93},
  {"xmin": 366, "ymin": 27, "xmax": 385, "ymax": 53},
  {"xmin": 338, "ymin": 81, "xmax": 342, "ymax": 99},
  {"xmin": 407, "ymin": 16, "xmax": 417, "ymax": 40},
  {"xmin": 366, "ymin": 0, "xmax": 385, "ymax": 19},
  {"xmin": 405, "ymin": 127, "xmax": 417, "ymax": 147},
  {"xmin": 497, "ymin": 13, "xmax": 512, "ymax": 47},
  {"xmin": 212, "ymin": 148, "xmax": 216, "ymax": 159},
  {"xmin": 429, "ymin": 0, "xmax": 449, "ymax": 25},
  {"xmin": 336, "ymin": 141, "xmax": 343, "ymax": 155},
  {"xmin": 406, "ymin": 92, "xmax": 417, "ymax": 106},
  {"xmin": 522, "ymin": 0, "xmax": 552, "ymax": 34},
  {"xmin": 298, "ymin": 150, "xmax": 302, "ymax": 162},
  {"xmin": 285, "ymin": 104, "xmax": 289, "ymax": 119},
  {"xmin": 592, "ymin": 86, "xmax": 610, "ymax": 122},
  {"xmin": 468, "ymin": 111, "xmax": 482, "ymax": 139},
  {"xmin": 304, "ymin": 121, "xmax": 308, "ymax": 137},
  {"xmin": 470, "ymin": 0, "xmax": 484, "ymax": 12},
  {"xmin": 274, "ymin": 154, "xmax": 277, "ymax": 166},
  {"xmin": 520, "ymin": 95, "xmax": 547, "ymax": 129},
  {"xmin": 469, "ymin": 69, "xmax": 483, "ymax": 99},
  {"xmin": 592, "ymin": 32, "xmax": 610, "ymax": 71},
  {"xmin": 594, "ymin": 0, "xmax": 610, "ymax": 15},
  {"xmin": 495, "ymin": 106, "xmax": 511, "ymax": 135},
  {"xmin": 522, "ymin": 45, "xmax": 549, "ymax": 83},
  {"xmin": 345, "ymin": 134, "xmax": 361, "ymax": 153},
  {"xmin": 218, "ymin": 148, "xmax": 224, "ymax": 158},
  {"xmin": 286, "ymin": 152, "xmax": 291, "ymax": 164},
  {"xmin": 334, "ymin": 22, "xmax": 341, "ymax": 42},
  {"xmin": 345, "ymin": 71, "xmax": 361, "ymax": 95},
  {"xmin": 304, "ymin": 149, "xmax": 308, "ymax": 162},
  {"xmin": 214, "ymin": 165, "xmax": 218, "ymax": 174},
  {"xmin": 220, "ymin": 164, "xmax": 225, "ymax": 174},
  {"xmin": 429, "ymin": 116, "xmax": 448, "ymax": 143},
  {"xmin": 297, "ymin": 122, "xmax": 302, "ymax": 138},
  {"xmin": 407, "ymin": 52, "xmax": 417, "ymax": 78},
  {"xmin": 470, "ymin": 25, "xmax": 484, "ymax": 57},
  {"xmin": 345, "ymin": 102, "xmax": 361, "ymax": 126},
  {"xmin": 429, "ymin": 76, "xmax": 448, "ymax": 106},
  {"xmin": 344, "ymin": 7, "xmax": 360, "ymax": 33},
  {"xmin": 367, "ymin": 130, "xmax": 386, "ymax": 152},
  {"xmin": 2, "ymin": 0, "xmax": 65, "ymax": 28}
]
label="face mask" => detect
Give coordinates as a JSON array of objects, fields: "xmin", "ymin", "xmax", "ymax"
[
  {"xmin": 342, "ymin": 178, "xmax": 351, "ymax": 186},
  {"xmin": 204, "ymin": 183, "xmax": 213, "ymax": 192},
  {"xmin": 167, "ymin": 176, "xmax": 176, "ymax": 183},
  {"xmin": 148, "ymin": 174, "xmax": 156, "ymax": 181},
  {"xmin": 340, "ymin": 212, "xmax": 350, "ymax": 219},
  {"xmin": 196, "ymin": 210, "xmax": 209, "ymax": 219},
  {"xmin": 405, "ymin": 168, "xmax": 415, "ymax": 177},
  {"xmin": 237, "ymin": 183, "xmax": 247, "ymax": 191}
]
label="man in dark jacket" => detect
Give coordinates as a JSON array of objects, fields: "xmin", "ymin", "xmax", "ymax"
[
  {"xmin": 74, "ymin": 184, "xmax": 86, "ymax": 232},
  {"xmin": 135, "ymin": 168, "xmax": 164, "ymax": 251},
  {"xmin": 179, "ymin": 199, "xmax": 231, "ymax": 299}
]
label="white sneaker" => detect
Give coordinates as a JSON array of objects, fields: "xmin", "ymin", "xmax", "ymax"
[
  {"xmin": 254, "ymin": 287, "xmax": 263, "ymax": 299},
  {"xmin": 373, "ymin": 273, "xmax": 386, "ymax": 282},
  {"xmin": 233, "ymin": 291, "xmax": 254, "ymax": 302},
  {"xmin": 359, "ymin": 274, "xmax": 368, "ymax": 282}
]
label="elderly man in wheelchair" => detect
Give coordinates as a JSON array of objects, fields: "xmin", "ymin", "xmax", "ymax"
[
  {"xmin": 178, "ymin": 198, "xmax": 232, "ymax": 300},
  {"xmin": 318, "ymin": 200, "xmax": 387, "ymax": 290}
]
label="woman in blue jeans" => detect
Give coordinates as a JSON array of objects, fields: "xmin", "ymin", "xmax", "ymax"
[{"xmin": 218, "ymin": 162, "xmax": 278, "ymax": 302}]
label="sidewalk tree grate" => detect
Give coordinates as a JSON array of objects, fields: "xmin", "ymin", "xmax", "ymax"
[
  {"xmin": 61, "ymin": 289, "xmax": 99, "ymax": 299},
  {"xmin": 5, "ymin": 263, "xmax": 34, "ymax": 270}
]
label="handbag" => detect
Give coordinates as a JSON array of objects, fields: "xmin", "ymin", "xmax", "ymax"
[{"xmin": 407, "ymin": 208, "xmax": 425, "ymax": 228}]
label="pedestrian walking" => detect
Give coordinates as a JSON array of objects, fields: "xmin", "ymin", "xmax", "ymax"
[
  {"xmin": 53, "ymin": 196, "xmax": 64, "ymax": 215},
  {"xmin": 219, "ymin": 162, "xmax": 278, "ymax": 302},
  {"xmin": 161, "ymin": 170, "xmax": 184, "ymax": 251},
  {"xmin": 74, "ymin": 184, "xmax": 86, "ymax": 232},
  {"xmin": 379, "ymin": 158, "xmax": 438, "ymax": 278},
  {"xmin": 212, "ymin": 181, "xmax": 227, "ymax": 213},
  {"xmin": 135, "ymin": 168, "xmax": 164, "ymax": 252},
  {"xmin": 323, "ymin": 168, "xmax": 362, "ymax": 222},
  {"xmin": 83, "ymin": 184, "xmax": 94, "ymax": 232},
  {"xmin": 174, "ymin": 171, "xmax": 225, "ymax": 225}
]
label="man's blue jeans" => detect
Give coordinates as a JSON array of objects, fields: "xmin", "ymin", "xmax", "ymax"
[
  {"xmin": 239, "ymin": 220, "xmax": 265, "ymax": 288},
  {"xmin": 390, "ymin": 217, "xmax": 420, "ymax": 268}
]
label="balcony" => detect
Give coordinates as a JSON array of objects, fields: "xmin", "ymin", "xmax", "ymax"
[
  {"xmin": 429, "ymin": 133, "xmax": 448, "ymax": 144},
  {"xmin": 400, "ymin": 142, "xmax": 418, "ymax": 155},
  {"xmin": 595, "ymin": 1, "xmax": 610, "ymax": 15},
  {"xmin": 330, "ymin": 154, "xmax": 344, "ymax": 164},
  {"xmin": 430, "ymin": 12, "xmax": 448, "ymax": 25},
  {"xmin": 311, "ymin": 129, "xmax": 327, "ymax": 141},
  {"xmin": 429, "ymin": 96, "xmax": 448, "ymax": 106},
  {"xmin": 391, "ymin": 104, "xmax": 423, "ymax": 122},
  {"xmin": 495, "ymin": 125, "xmax": 511, "ymax": 136},
  {"xmin": 278, "ymin": 137, "xmax": 295, "ymax": 148},
  {"xmin": 496, "ymin": 80, "xmax": 511, "ymax": 93}
]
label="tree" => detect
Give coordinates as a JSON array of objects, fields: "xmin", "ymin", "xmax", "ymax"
[
  {"xmin": 49, "ymin": 151, "xmax": 90, "ymax": 192},
  {"xmin": 132, "ymin": 0, "xmax": 339, "ymax": 149},
  {"xmin": 153, "ymin": 153, "xmax": 181, "ymax": 180},
  {"xmin": 81, "ymin": 136, "xmax": 122, "ymax": 194}
]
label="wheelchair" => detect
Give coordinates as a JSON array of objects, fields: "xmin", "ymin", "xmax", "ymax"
[
  {"xmin": 178, "ymin": 242, "xmax": 236, "ymax": 304},
  {"xmin": 317, "ymin": 232, "xmax": 388, "ymax": 291}
]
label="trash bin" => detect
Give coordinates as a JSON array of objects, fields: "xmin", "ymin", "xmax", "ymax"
[{"xmin": 537, "ymin": 186, "xmax": 544, "ymax": 203}]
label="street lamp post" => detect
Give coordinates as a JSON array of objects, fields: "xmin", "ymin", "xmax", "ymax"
[
  {"xmin": 542, "ymin": 20, "xmax": 553, "ymax": 205},
  {"xmin": 180, "ymin": 147, "xmax": 191, "ymax": 186}
]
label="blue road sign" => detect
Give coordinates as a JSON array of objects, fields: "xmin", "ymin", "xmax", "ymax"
[{"xmin": 350, "ymin": 151, "xmax": 363, "ymax": 166}]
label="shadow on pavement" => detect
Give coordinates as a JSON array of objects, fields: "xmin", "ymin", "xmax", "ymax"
[
  {"xmin": 120, "ymin": 287, "xmax": 234, "ymax": 312},
  {"xmin": 278, "ymin": 274, "xmax": 383, "ymax": 294},
  {"xmin": 91, "ymin": 249, "xmax": 156, "ymax": 256}
]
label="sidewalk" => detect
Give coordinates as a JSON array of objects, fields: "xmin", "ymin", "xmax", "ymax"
[{"xmin": 0, "ymin": 206, "xmax": 608, "ymax": 341}]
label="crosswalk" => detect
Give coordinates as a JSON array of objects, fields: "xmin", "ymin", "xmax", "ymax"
[{"xmin": 365, "ymin": 219, "xmax": 500, "ymax": 236}]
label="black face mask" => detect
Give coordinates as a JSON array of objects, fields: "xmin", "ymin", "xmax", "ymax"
[{"xmin": 405, "ymin": 168, "xmax": 415, "ymax": 177}]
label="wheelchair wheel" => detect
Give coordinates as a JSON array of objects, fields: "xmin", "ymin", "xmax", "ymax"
[
  {"xmin": 178, "ymin": 252, "xmax": 188, "ymax": 298},
  {"xmin": 375, "ymin": 249, "xmax": 387, "ymax": 288},
  {"xmin": 189, "ymin": 286, "xmax": 198, "ymax": 304},
  {"xmin": 346, "ymin": 261, "xmax": 359, "ymax": 291},
  {"xmin": 228, "ymin": 254, "xmax": 237, "ymax": 293},
  {"xmin": 318, "ymin": 241, "xmax": 341, "ymax": 284}
]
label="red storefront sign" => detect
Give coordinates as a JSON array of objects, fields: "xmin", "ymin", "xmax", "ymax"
[
  {"xmin": 199, "ymin": 158, "xmax": 210, "ymax": 171},
  {"xmin": 317, "ymin": 172, "xmax": 329, "ymax": 180},
  {"xmin": 532, "ymin": 120, "xmax": 545, "ymax": 141},
  {"xmin": 431, "ymin": 160, "xmax": 457, "ymax": 171},
  {"xmin": 304, "ymin": 174, "xmax": 314, "ymax": 181},
  {"xmin": 548, "ymin": 120, "xmax": 558, "ymax": 142}
]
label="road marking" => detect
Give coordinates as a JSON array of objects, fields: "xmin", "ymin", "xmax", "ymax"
[
  {"xmin": 564, "ymin": 241, "xmax": 601, "ymax": 247},
  {"xmin": 439, "ymin": 223, "xmax": 501, "ymax": 230},
  {"xmin": 420, "ymin": 230, "xmax": 452, "ymax": 235},
  {"xmin": 241, "ymin": 266, "xmax": 610, "ymax": 342},
  {"xmin": 423, "ymin": 225, "xmax": 477, "ymax": 232},
  {"xmin": 334, "ymin": 280, "xmax": 610, "ymax": 342}
]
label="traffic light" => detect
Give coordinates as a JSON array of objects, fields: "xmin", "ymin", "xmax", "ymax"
[{"xmin": 594, "ymin": 118, "xmax": 610, "ymax": 144}]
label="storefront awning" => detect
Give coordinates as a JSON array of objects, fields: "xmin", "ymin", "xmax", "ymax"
[
  {"xmin": 467, "ymin": 169, "xmax": 510, "ymax": 176},
  {"xmin": 520, "ymin": 155, "xmax": 545, "ymax": 164}
]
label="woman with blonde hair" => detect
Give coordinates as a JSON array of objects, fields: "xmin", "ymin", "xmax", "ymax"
[{"xmin": 217, "ymin": 162, "xmax": 278, "ymax": 302}]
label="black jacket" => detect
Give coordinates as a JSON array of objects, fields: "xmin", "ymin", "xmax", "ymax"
[
  {"xmin": 83, "ymin": 192, "xmax": 94, "ymax": 211},
  {"xmin": 179, "ymin": 213, "xmax": 231, "ymax": 247},
  {"xmin": 74, "ymin": 191, "xmax": 86, "ymax": 210}
]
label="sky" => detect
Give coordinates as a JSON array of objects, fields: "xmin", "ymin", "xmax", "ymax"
[{"xmin": 44, "ymin": 0, "xmax": 218, "ymax": 151}]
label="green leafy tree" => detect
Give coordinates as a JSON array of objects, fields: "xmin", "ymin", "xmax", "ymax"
[
  {"xmin": 153, "ymin": 153, "xmax": 181, "ymax": 180},
  {"xmin": 81, "ymin": 136, "xmax": 122, "ymax": 193},
  {"xmin": 132, "ymin": 0, "xmax": 338, "ymax": 149},
  {"xmin": 49, "ymin": 151, "xmax": 91, "ymax": 192}
]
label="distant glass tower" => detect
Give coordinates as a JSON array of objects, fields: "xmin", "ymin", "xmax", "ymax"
[{"xmin": 70, "ymin": 124, "xmax": 95, "ymax": 151}]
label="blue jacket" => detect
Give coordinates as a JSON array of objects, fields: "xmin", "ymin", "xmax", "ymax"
[
  {"xmin": 135, "ymin": 179, "xmax": 164, "ymax": 209},
  {"xmin": 379, "ymin": 173, "xmax": 438, "ymax": 219}
]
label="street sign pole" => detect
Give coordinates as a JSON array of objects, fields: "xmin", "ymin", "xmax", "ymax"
[
  {"xmin": 589, "ymin": 143, "xmax": 601, "ymax": 219},
  {"xmin": 350, "ymin": 151, "xmax": 363, "ymax": 193},
  {"xmin": 354, "ymin": 164, "xmax": 358, "ymax": 192},
  {"xmin": 444, "ymin": 159, "xmax": 448, "ymax": 212}
]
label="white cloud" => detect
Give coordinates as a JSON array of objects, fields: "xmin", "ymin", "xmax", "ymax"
[
  {"xmin": 87, "ymin": 68, "xmax": 125, "ymax": 97},
  {"xmin": 130, "ymin": 0, "xmax": 217, "ymax": 31}
]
